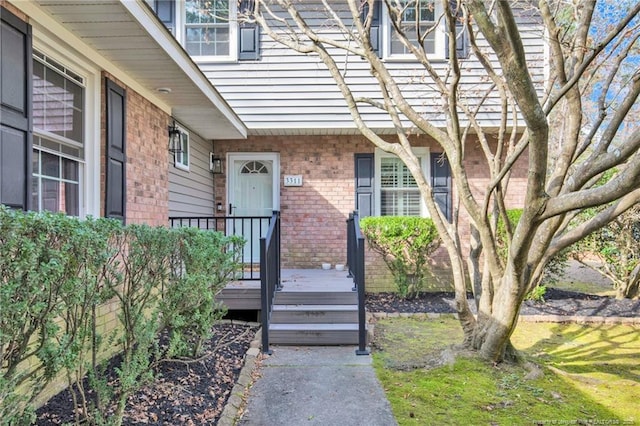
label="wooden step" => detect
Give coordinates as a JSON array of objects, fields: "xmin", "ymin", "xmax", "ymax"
[
  {"xmin": 271, "ymin": 304, "xmax": 358, "ymax": 324},
  {"xmin": 274, "ymin": 291, "xmax": 357, "ymax": 305},
  {"xmin": 268, "ymin": 323, "xmax": 360, "ymax": 345}
]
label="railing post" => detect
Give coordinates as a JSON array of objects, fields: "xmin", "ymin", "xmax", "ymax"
[
  {"xmin": 346, "ymin": 210, "xmax": 369, "ymax": 356},
  {"xmin": 275, "ymin": 210, "xmax": 282, "ymax": 290},
  {"xmin": 355, "ymin": 232, "xmax": 368, "ymax": 355},
  {"xmin": 260, "ymin": 211, "xmax": 280, "ymax": 355},
  {"xmin": 347, "ymin": 213, "xmax": 354, "ymax": 279},
  {"xmin": 260, "ymin": 236, "xmax": 272, "ymax": 355}
]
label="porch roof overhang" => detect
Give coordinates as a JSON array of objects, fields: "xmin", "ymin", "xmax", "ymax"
[
  {"xmin": 246, "ymin": 123, "xmax": 517, "ymax": 137},
  {"xmin": 15, "ymin": 0, "xmax": 247, "ymax": 140}
]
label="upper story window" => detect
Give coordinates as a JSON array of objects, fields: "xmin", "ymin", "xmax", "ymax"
[
  {"xmin": 362, "ymin": 1, "xmax": 463, "ymax": 60},
  {"xmin": 32, "ymin": 51, "xmax": 85, "ymax": 216},
  {"xmin": 185, "ymin": 0, "xmax": 232, "ymax": 57},
  {"xmin": 390, "ymin": 0, "xmax": 437, "ymax": 55},
  {"xmin": 385, "ymin": 0, "xmax": 444, "ymax": 59},
  {"xmin": 150, "ymin": 0, "xmax": 260, "ymax": 62}
]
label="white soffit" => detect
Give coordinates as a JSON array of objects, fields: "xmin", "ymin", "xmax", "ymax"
[{"xmin": 27, "ymin": 0, "xmax": 246, "ymax": 140}]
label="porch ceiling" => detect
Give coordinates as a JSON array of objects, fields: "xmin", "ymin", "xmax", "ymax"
[{"xmin": 27, "ymin": 0, "xmax": 247, "ymax": 140}]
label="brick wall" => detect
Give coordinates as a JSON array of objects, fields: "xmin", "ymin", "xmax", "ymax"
[
  {"xmin": 1, "ymin": 0, "xmax": 26, "ymax": 20},
  {"xmin": 215, "ymin": 134, "xmax": 528, "ymax": 291},
  {"xmin": 101, "ymin": 73, "xmax": 170, "ymax": 226}
]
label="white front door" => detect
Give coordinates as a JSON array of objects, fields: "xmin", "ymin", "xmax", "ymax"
[{"xmin": 227, "ymin": 153, "xmax": 280, "ymax": 263}]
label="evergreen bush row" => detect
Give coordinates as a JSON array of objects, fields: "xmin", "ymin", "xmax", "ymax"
[{"xmin": 0, "ymin": 206, "xmax": 243, "ymax": 425}]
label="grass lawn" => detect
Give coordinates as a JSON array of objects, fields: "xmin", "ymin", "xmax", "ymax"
[{"xmin": 372, "ymin": 316, "xmax": 639, "ymax": 426}]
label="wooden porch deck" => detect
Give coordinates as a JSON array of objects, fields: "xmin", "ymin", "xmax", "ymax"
[{"xmin": 217, "ymin": 269, "xmax": 354, "ymax": 310}]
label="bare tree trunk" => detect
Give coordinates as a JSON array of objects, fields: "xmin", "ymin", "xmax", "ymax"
[{"xmin": 250, "ymin": 0, "xmax": 640, "ymax": 363}]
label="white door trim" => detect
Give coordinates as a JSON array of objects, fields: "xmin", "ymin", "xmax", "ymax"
[{"xmin": 227, "ymin": 152, "xmax": 280, "ymax": 215}]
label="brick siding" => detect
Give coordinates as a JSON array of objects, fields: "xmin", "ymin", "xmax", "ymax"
[
  {"xmin": 1, "ymin": 0, "xmax": 26, "ymax": 20},
  {"xmin": 216, "ymin": 135, "xmax": 529, "ymax": 291},
  {"xmin": 101, "ymin": 73, "xmax": 170, "ymax": 226}
]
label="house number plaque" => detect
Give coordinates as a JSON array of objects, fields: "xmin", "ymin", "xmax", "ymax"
[{"xmin": 284, "ymin": 175, "xmax": 303, "ymax": 187}]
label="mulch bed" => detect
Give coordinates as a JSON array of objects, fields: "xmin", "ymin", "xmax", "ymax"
[
  {"xmin": 35, "ymin": 289, "xmax": 637, "ymax": 425},
  {"xmin": 36, "ymin": 322, "xmax": 258, "ymax": 425},
  {"xmin": 366, "ymin": 287, "xmax": 640, "ymax": 318}
]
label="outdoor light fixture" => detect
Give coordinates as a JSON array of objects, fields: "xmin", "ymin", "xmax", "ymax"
[
  {"xmin": 210, "ymin": 153, "xmax": 223, "ymax": 174},
  {"xmin": 168, "ymin": 122, "xmax": 182, "ymax": 153}
]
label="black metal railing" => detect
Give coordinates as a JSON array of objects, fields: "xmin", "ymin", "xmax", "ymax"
[
  {"xmin": 347, "ymin": 211, "xmax": 369, "ymax": 355},
  {"xmin": 169, "ymin": 215, "xmax": 273, "ymax": 280},
  {"xmin": 260, "ymin": 211, "xmax": 281, "ymax": 354}
]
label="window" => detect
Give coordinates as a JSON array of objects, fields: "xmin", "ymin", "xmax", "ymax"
[
  {"xmin": 184, "ymin": 0, "xmax": 235, "ymax": 60},
  {"xmin": 151, "ymin": 0, "xmax": 261, "ymax": 61},
  {"xmin": 154, "ymin": 0, "xmax": 175, "ymax": 34},
  {"xmin": 173, "ymin": 126, "xmax": 190, "ymax": 170},
  {"xmin": 385, "ymin": 0, "xmax": 445, "ymax": 58},
  {"xmin": 375, "ymin": 148, "xmax": 429, "ymax": 217},
  {"xmin": 31, "ymin": 51, "xmax": 84, "ymax": 216}
]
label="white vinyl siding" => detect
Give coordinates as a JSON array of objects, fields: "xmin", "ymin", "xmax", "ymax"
[
  {"xmin": 169, "ymin": 130, "xmax": 215, "ymax": 216},
  {"xmin": 202, "ymin": 1, "xmax": 545, "ymax": 134}
]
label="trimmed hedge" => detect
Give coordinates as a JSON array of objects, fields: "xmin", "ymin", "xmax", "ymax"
[
  {"xmin": 360, "ymin": 216, "xmax": 441, "ymax": 299},
  {"xmin": 0, "ymin": 206, "xmax": 243, "ymax": 424}
]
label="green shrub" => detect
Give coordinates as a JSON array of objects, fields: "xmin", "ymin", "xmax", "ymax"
[
  {"xmin": 570, "ymin": 204, "xmax": 640, "ymax": 299},
  {"xmin": 0, "ymin": 206, "xmax": 120, "ymax": 424},
  {"xmin": 98, "ymin": 224, "xmax": 175, "ymax": 424},
  {"xmin": 525, "ymin": 284, "xmax": 547, "ymax": 302},
  {"xmin": 0, "ymin": 207, "xmax": 240, "ymax": 424},
  {"xmin": 360, "ymin": 216, "xmax": 441, "ymax": 299},
  {"xmin": 160, "ymin": 228, "xmax": 244, "ymax": 358}
]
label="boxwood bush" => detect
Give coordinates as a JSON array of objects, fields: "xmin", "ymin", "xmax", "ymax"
[
  {"xmin": 0, "ymin": 206, "xmax": 243, "ymax": 425},
  {"xmin": 360, "ymin": 216, "xmax": 441, "ymax": 299}
]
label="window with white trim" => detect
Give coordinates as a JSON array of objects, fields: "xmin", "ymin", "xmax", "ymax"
[
  {"xmin": 151, "ymin": 0, "xmax": 261, "ymax": 62},
  {"xmin": 375, "ymin": 148, "xmax": 429, "ymax": 217},
  {"xmin": 174, "ymin": 126, "xmax": 190, "ymax": 170},
  {"xmin": 384, "ymin": 0, "xmax": 445, "ymax": 59},
  {"xmin": 31, "ymin": 51, "xmax": 85, "ymax": 216},
  {"xmin": 184, "ymin": 0, "xmax": 233, "ymax": 57}
]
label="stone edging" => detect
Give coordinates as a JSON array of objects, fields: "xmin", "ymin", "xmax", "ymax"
[{"xmin": 217, "ymin": 320, "xmax": 262, "ymax": 426}]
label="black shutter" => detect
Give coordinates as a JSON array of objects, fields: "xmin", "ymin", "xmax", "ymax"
[
  {"xmin": 105, "ymin": 79, "xmax": 126, "ymax": 223},
  {"xmin": 1, "ymin": 7, "xmax": 32, "ymax": 211},
  {"xmin": 154, "ymin": 0, "xmax": 175, "ymax": 34},
  {"xmin": 431, "ymin": 153, "xmax": 451, "ymax": 222},
  {"xmin": 360, "ymin": 0, "xmax": 381, "ymax": 57},
  {"xmin": 354, "ymin": 153, "xmax": 374, "ymax": 217},
  {"xmin": 445, "ymin": 1, "xmax": 469, "ymax": 59},
  {"xmin": 238, "ymin": 0, "xmax": 260, "ymax": 61}
]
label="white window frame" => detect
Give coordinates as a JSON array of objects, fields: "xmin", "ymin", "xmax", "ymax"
[
  {"xmin": 177, "ymin": 0, "xmax": 238, "ymax": 63},
  {"xmin": 382, "ymin": 0, "xmax": 446, "ymax": 60},
  {"xmin": 173, "ymin": 125, "xmax": 190, "ymax": 171},
  {"xmin": 374, "ymin": 147, "xmax": 430, "ymax": 217},
  {"xmin": 31, "ymin": 34, "xmax": 100, "ymax": 218}
]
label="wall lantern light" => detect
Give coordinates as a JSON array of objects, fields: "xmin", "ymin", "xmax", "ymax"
[
  {"xmin": 210, "ymin": 153, "xmax": 223, "ymax": 174},
  {"xmin": 168, "ymin": 122, "xmax": 182, "ymax": 153}
]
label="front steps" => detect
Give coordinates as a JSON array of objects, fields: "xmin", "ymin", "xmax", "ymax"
[{"xmin": 268, "ymin": 290, "xmax": 361, "ymax": 345}]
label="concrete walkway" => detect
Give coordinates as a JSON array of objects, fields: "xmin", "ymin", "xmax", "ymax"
[{"xmin": 237, "ymin": 346, "xmax": 397, "ymax": 426}]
